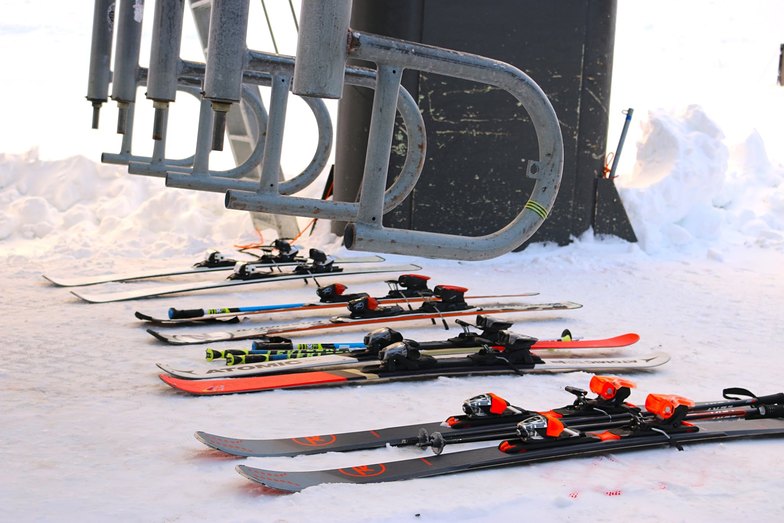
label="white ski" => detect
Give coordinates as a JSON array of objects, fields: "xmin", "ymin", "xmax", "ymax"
[
  {"xmin": 69, "ymin": 264, "xmax": 422, "ymax": 303},
  {"xmin": 44, "ymin": 255, "xmax": 385, "ymax": 287},
  {"xmin": 147, "ymin": 302, "xmax": 583, "ymax": 345}
]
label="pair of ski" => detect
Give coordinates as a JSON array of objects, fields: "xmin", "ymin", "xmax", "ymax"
[
  {"xmin": 158, "ymin": 317, "xmax": 665, "ymax": 395},
  {"xmin": 146, "ymin": 284, "xmax": 584, "ymax": 345},
  {"xmin": 205, "ymin": 317, "xmax": 627, "ymax": 365},
  {"xmin": 192, "ymin": 376, "xmax": 784, "ymax": 492},
  {"xmin": 45, "ymin": 246, "xmax": 418, "ymax": 303},
  {"xmin": 136, "ymin": 274, "xmax": 538, "ymax": 326},
  {"xmin": 158, "ymin": 315, "xmax": 643, "ymax": 380}
]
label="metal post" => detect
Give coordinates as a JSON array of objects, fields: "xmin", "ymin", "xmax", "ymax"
[
  {"xmin": 355, "ymin": 65, "xmax": 402, "ymax": 225},
  {"xmin": 258, "ymin": 73, "xmax": 292, "ymax": 193},
  {"xmin": 86, "ymin": 0, "xmax": 115, "ymax": 129},
  {"xmin": 147, "ymin": 0, "xmax": 186, "ymax": 141},
  {"xmin": 292, "ymin": 0, "xmax": 351, "ymax": 98},
  {"xmin": 203, "ymin": 0, "xmax": 250, "ymax": 150},
  {"xmin": 111, "ymin": 0, "xmax": 144, "ymax": 134}
]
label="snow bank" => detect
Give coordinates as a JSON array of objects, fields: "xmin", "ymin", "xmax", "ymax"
[
  {"xmin": 3, "ymin": 104, "xmax": 782, "ymax": 262},
  {"xmin": 2, "ymin": 102, "xmax": 783, "ymax": 263},
  {"xmin": 0, "ymin": 150, "xmax": 256, "ymax": 259},
  {"xmin": 617, "ymin": 105, "xmax": 784, "ymax": 253}
]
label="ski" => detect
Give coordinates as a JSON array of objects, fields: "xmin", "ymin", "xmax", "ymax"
[
  {"xmin": 159, "ymin": 352, "xmax": 670, "ymax": 395},
  {"xmin": 214, "ymin": 331, "xmax": 638, "ymax": 366},
  {"xmin": 158, "ymin": 319, "xmax": 639, "ymax": 379},
  {"xmin": 158, "ymin": 349, "xmax": 478, "ymax": 380},
  {"xmin": 219, "ymin": 333, "xmax": 640, "ymax": 365},
  {"xmin": 134, "ymin": 275, "xmax": 539, "ymax": 325},
  {"xmin": 70, "ymin": 263, "xmax": 423, "ymax": 303},
  {"xmin": 44, "ymin": 242, "xmax": 381, "ymax": 287},
  {"xmin": 236, "ymin": 415, "xmax": 784, "ymax": 491},
  {"xmin": 147, "ymin": 300, "xmax": 583, "ymax": 345},
  {"xmin": 228, "ymin": 327, "xmax": 640, "ymax": 362},
  {"xmin": 195, "ymin": 381, "xmax": 784, "ymax": 457}
]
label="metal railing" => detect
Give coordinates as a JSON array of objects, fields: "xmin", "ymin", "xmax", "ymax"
[{"xmin": 86, "ymin": 0, "xmax": 564, "ymax": 260}]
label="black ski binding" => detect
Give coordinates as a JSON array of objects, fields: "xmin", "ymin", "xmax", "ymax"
[
  {"xmin": 347, "ymin": 296, "xmax": 403, "ymax": 319},
  {"xmin": 193, "ymin": 250, "xmax": 239, "ymax": 268},
  {"xmin": 316, "ymin": 283, "xmax": 368, "ymax": 303},
  {"xmin": 384, "ymin": 274, "xmax": 434, "ymax": 298}
]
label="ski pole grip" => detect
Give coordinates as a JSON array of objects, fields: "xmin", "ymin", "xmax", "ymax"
[
  {"xmin": 724, "ymin": 387, "xmax": 784, "ymax": 406},
  {"xmin": 251, "ymin": 341, "xmax": 296, "ymax": 351},
  {"xmin": 755, "ymin": 392, "xmax": 784, "ymax": 405},
  {"xmin": 760, "ymin": 404, "xmax": 784, "ymax": 419},
  {"xmin": 205, "ymin": 349, "xmax": 223, "ymax": 361},
  {"xmin": 168, "ymin": 308, "xmax": 205, "ymax": 320}
]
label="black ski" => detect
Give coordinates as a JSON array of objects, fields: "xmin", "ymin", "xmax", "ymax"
[
  {"xmin": 234, "ymin": 393, "xmax": 784, "ymax": 491},
  {"xmin": 196, "ymin": 380, "xmax": 784, "ymax": 457},
  {"xmin": 147, "ymin": 286, "xmax": 582, "ymax": 345}
]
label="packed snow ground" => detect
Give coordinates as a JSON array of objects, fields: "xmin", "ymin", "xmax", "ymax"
[{"xmin": 2, "ymin": 1, "xmax": 784, "ymax": 522}]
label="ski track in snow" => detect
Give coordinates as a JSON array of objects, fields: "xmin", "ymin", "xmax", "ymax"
[{"xmin": 2, "ymin": 0, "xmax": 784, "ymax": 521}]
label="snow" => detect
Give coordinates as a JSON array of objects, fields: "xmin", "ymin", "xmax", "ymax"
[{"xmin": 2, "ymin": 1, "xmax": 784, "ymax": 521}]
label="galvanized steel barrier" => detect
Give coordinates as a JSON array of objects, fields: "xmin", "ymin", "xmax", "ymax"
[{"xmin": 87, "ymin": 0, "xmax": 564, "ymax": 260}]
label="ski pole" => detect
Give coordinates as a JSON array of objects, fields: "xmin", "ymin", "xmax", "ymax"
[
  {"xmin": 421, "ymin": 388, "xmax": 784, "ymax": 455},
  {"xmin": 170, "ymin": 303, "xmax": 310, "ymax": 319},
  {"xmin": 604, "ymin": 107, "xmax": 634, "ymax": 179},
  {"xmin": 226, "ymin": 350, "xmax": 346, "ymax": 365},
  {"xmin": 250, "ymin": 340, "xmax": 364, "ymax": 351},
  {"xmin": 205, "ymin": 343, "xmax": 362, "ymax": 361}
]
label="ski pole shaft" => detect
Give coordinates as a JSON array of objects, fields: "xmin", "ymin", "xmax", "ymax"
[
  {"xmin": 205, "ymin": 348, "xmax": 257, "ymax": 361},
  {"xmin": 606, "ymin": 108, "xmax": 633, "ymax": 179},
  {"xmin": 227, "ymin": 350, "xmax": 351, "ymax": 365},
  {"xmin": 250, "ymin": 340, "xmax": 363, "ymax": 351},
  {"xmin": 169, "ymin": 302, "xmax": 307, "ymax": 319},
  {"xmin": 206, "ymin": 344, "xmax": 363, "ymax": 361}
]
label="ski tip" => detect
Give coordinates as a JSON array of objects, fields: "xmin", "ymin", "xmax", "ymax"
[
  {"xmin": 69, "ymin": 290, "xmax": 92, "ymax": 303},
  {"xmin": 234, "ymin": 465, "xmax": 258, "ymax": 487},
  {"xmin": 194, "ymin": 431, "xmax": 213, "ymax": 447},
  {"xmin": 235, "ymin": 465, "xmax": 302, "ymax": 493},
  {"xmin": 159, "ymin": 373, "xmax": 176, "ymax": 386},
  {"xmin": 134, "ymin": 311, "xmax": 153, "ymax": 321},
  {"xmin": 647, "ymin": 351, "xmax": 671, "ymax": 366},
  {"xmin": 41, "ymin": 274, "xmax": 60, "ymax": 286},
  {"xmin": 147, "ymin": 329, "xmax": 169, "ymax": 342},
  {"xmin": 70, "ymin": 290, "xmax": 115, "ymax": 303}
]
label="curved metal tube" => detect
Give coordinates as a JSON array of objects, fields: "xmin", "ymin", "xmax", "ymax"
[
  {"xmin": 102, "ymin": 76, "xmax": 200, "ymax": 169},
  {"xmin": 341, "ymin": 31, "xmax": 564, "ymax": 260},
  {"xmin": 175, "ymin": 53, "xmax": 426, "ymax": 213},
  {"xmin": 138, "ymin": 62, "xmax": 333, "ymax": 184}
]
